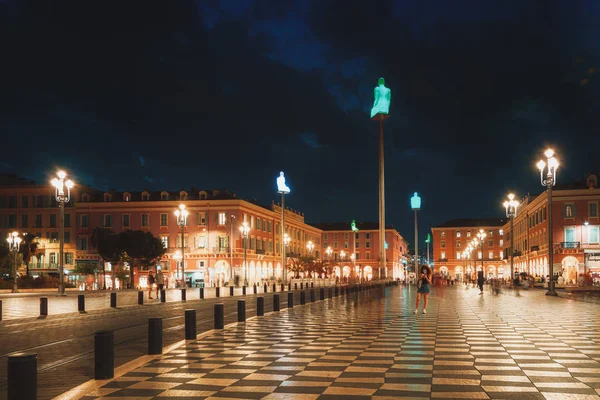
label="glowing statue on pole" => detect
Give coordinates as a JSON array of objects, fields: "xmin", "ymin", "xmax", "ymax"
[
  {"xmin": 370, "ymin": 77, "xmax": 391, "ymax": 118},
  {"xmin": 351, "ymin": 220, "xmax": 359, "ymax": 232},
  {"xmin": 276, "ymin": 171, "xmax": 290, "ymax": 194}
]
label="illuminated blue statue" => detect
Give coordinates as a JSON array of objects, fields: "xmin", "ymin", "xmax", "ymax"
[
  {"xmin": 411, "ymin": 192, "xmax": 421, "ymax": 210},
  {"xmin": 276, "ymin": 171, "xmax": 290, "ymax": 194},
  {"xmin": 370, "ymin": 77, "xmax": 391, "ymax": 118}
]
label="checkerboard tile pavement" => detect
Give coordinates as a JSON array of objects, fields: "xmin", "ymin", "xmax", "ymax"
[{"xmin": 75, "ymin": 285, "xmax": 600, "ymax": 399}]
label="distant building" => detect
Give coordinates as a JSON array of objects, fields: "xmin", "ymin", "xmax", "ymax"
[
  {"xmin": 431, "ymin": 218, "xmax": 506, "ymax": 281},
  {"xmin": 310, "ymin": 222, "xmax": 409, "ymax": 280}
]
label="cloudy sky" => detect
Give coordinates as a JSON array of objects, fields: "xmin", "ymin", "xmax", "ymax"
[{"xmin": 1, "ymin": 0, "xmax": 599, "ymax": 247}]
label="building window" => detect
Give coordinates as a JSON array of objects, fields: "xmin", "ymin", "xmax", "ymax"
[
  {"xmin": 161, "ymin": 192, "xmax": 169, "ymax": 201},
  {"xmin": 50, "ymin": 232, "xmax": 58, "ymax": 242},
  {"xmin": 323, "ymin": 233, "xmax": 328, "ymax": 240},
  {"xmin": 499, "ymin": 251, "xmax": 504, "ymax": 259},
  {"xmin": 104, "ymin": 193, "xmax": 112, "ymax": 202},
  {"xmin": 565, "ymin": 205, "xmax": 574, "ymax": 218},
  {"xmin": 21, "ymin": 214, "xmax": 28, "ymax": 228},
  {"xmin": 441, "ymin": 231, "xmax": 446, "ymax": 238},
  {"xmin": 488, "ymin": 240, "xmax": 493, "ymax": 248},
  {"xmin": 21, "ymin": 196, "xmax": 29, "ymax": 208},
  {"xmin": 64, "ymin": 232, "xmax": 70, "ymax": 243},
  {"xmin": 80, "ymin": 215, "xmax": 89, "ymax": 228},
  {"xmin": 456, "ymin": 231, "xmax": 461, "ymax": 238},
  {"xmin": 344, "ymin": 233, "xmax": 348, "ymax": 239},
  {"xmin": 64, "ymin": 213, "xmax": 71, "ymax": 228},
  {"xmin": 334, "ymin": 241, "xmax": 338, "ymax": 249},
  {"xmin": 365, "ymin": 252, "xmax": 370, "ymax": 260},
  {"xmin": 79, "ymin": 237, "xmax": 88, "ymax": 250},
  {"xmin": 334, "ymin": 233, "xmax": 338, "ymax": 240},
  {"xmin": 365, "ymin": 233, "xmax": 370, "ymax": 239},
  {"xmin": 488, "ymin": 230, "xmax": 493, "ymax": 236},
  {"xmin": 478, "ymin": 251, "xmax": 482, "ymax": 259},
  {"xmin": 440, "ymin": 252, "xmax": 446, "ymax": 260},
  {"xmin": 456, "ymin": 241, "xmax": 461, "ymax": 248},
  {"xmin": 142, "ymin": 192, "xmax": 150, "ymax": 201},
  {"xmin": 466, "ymin": 231, "xmax": 471, "ymax": 237},
  {"xmin": 499, "ymin": 239, "xmax": 504, "ymax": 246},
  {"xmin": 122, "ymin": 214, "xmax": 130, "ymax": 228},
  {"xmin": 123, "ymin": 192, "xmax": 130, "ymax": 201},
  {"xmin": 103, "ymin": 215, "xmax": 112, "ymax": 228},
  {"xmin": 365, "ymin": 242, "xmax": 371, "ymax": 248},
  {"xmin": 81, "ymin": 194, "xmax": 90, "ymax": 202},
  {"xmin": 160, "ymin": 213, "xmax": 168, "ymax": 226},
  {"xmin": 440, "ymin": 241, "xmax": 446, "ymax": 248},
  {"xmin": 195, "ymin": 234, "xmax": 207, "ymax": 248},
  {"xmin": 456, "ymin": 252, "xmax": 461, "ymax": 259},
  {"xmin": 355, "ymin": 233, "xmax": 359, "ymax": 239},
  {"xmin": 199, "ymin": 191, "xmax": 207, "ymax": 200},
  {"xmin": 196, "ymin": 212, "xmax": 206, "ymax": 225},
  {"xmin": 50, "ymin": 214, "xmax": 57, "ymax": 228},
  {"xmin": 488, "ymin": 251, "xmax": 494, "ymax": 259},
  {"xmin": 161, "ymin": 236, "xmax": 169, "ymax": 248},
  {"xmin": 588, "ymin": 226, "xmax": 599, "ymax": 244},
  {"xmin": 355, "ymin": 241, "xmax": 360, "ymax": 248},
  {"xmin": 344, "ymin": 241, "xmax": 349, "ymax": 249},
  {"xmin": 35, "ymin": 214, "xmax": 42, "ymax": 228},
  {"xmin": 564, "ymin": 227, "xmax": 575, "ymax": 242},
  {"xmin": 590, "ymin": 202, "xmax": 598, "ymax": 218},
  {"xmin": 323, "ymin": 242, "xmax": 328, "ymax": 249},
  {"xmin": 355, "ymin": 252, "xmax": 360, "ymax": 260},
  {"xmin": 142, "ymin": 214, "xmax": 149, "ymax": 227},
  {"xmin": 65, "ymin": 252, "xmax": 73, "ymax": 265},
  {"xmin": 218, "ymin": 212, "xmax": 227, "ymax": 225},
  {"xmin": 8, "ymin": 214, "xmax": 16, "ymax": 228}
]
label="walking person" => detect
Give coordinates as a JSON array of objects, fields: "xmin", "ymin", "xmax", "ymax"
[
  {"xmin": 156, "ymin": 268, "xmax": 165, "ymax": 299},
  {"xmin": 477, "ymin": 269, "xmax": 484, "ymax": 295},
  {"xmin": 148, "ymin": 270, "xmax": 156, "ymax": 299},
  {"xmin": 415, "ymin": 265, "xmax": 432, "ymax": 314}
]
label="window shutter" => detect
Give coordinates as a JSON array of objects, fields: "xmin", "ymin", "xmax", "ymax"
[
  {"xmin": 572, "ymin": 204, "xmax": 577, "ymax": 218},
  {"xmin": 562, "ymin": 205, "xmax": 566, "ymax": 218},
  {"xmin": 215, "ymin": 212, "xmax": 219, "ymax": 224}
]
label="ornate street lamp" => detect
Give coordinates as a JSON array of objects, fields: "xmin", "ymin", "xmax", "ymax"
[
  {"xmin": 51, "ymin": 170, "xmax": 74, "ymax": 295},
  {"xmin": 240, "ymin": 221, "xmax": 250, "ymax": 286},
  {"xmin": 411, "ymin": 192, "xmax": 421, "ymax": 283},
  {"xmin": 7, "ymin": 232, "xmax": 22, "ymax": 293},
  {"xmin": 503, "ymin": 193, "xmax": 520, "ymax": 282},
  {"xmin": 537, "ymin": 148, "xmax": 559, "ymax": 296},
  {"xmin": 174, "ymin": 204, "xmax": 188, "ymax": 289},
  {"xmin": 306, "ymin": 240, "xmax": 314, "ymax": 254},
  {"xmin": 276, "ymin": 171, "xmax": 291, "ymax": 283}
]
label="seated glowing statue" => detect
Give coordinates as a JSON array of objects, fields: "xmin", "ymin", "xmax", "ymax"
[
  {"xmin": 370, "ymin": 77, "xmax": 391, "ymax": 118},
  {"xmin": 276, "ymin": 171, "xmax": 290, "ymax": 194}
]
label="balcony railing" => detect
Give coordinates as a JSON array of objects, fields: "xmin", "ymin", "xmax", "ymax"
[
  {"xmin": 28, "ymin": 263, "xmax": 58, "ymax": 270},
  {"xmin": 560, "ymin": 242, "xmax": 580, "ymax": 249},
  {"xmin": 256, "ymin": 249, "xmax": 266, "ymax": 255},
  {"xmin": 530, "ymin": 245, "xmax": 540, "ymax": 252},
  {"xmin": 438, "ymin": 258, "xmax": 448, "ymax": 262},
  {"xmin": 213, "ymin": 246, "xmax": 230, "ymax": 254}
]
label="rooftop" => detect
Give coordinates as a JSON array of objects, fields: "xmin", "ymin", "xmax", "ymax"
[{"xmin": 433, "ymin": 218, "xmax": 506, "ymax": 228}]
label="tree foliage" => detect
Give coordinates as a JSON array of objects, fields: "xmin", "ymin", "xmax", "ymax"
[
  {"xmin": 19, "ymin": 233, "xmax": 39, "ymax": 276},
  {"xmin": 118, "ymin": 230, "xmax": 166, "ymax": 286}
]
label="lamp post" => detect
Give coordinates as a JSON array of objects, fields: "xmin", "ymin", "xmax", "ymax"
[
  {"xmin": 425, "ymin": 233, "xmax": 431, "ymax": 267},
  {"xmin": 503, "ymin": 193, "xmax": 519, "ymax": 282},
  {"xmin": 306, "ymin": 240, "xmax": 314, "ymax": 283},
  {"xmin": 174, "ymin": 250, "xmax": 182, "ymax": 282},
  {"xmin": 276, "ymin": 171, "xmax": 291, "ymax": 283},
  {"xmin": 174, "ymin": 204, "xmax": 188, "ymax": 288},
  {"xmin": 51, "ymin": 170, "xmax": 74, "ymax": 295},
  {"xmin": 229, "ymin": 214, "xmax": 235, "ymax": 285},
  {"xmin": 240, "ymin": 221, "xmax": 250, "ymax": 286},
  {"xmin": 411, "ymin": 193, "xmax": 421, "ymax": 283},
  {"xmin": 477, "ymin": 229, "xmax": 487, "ymax": 277},
  {"xmin": 283, "ymin": 233, "xmax": 291, "ymax": 280},
  {"xmin": 326, "ymin": 246, "xmax": 333, "ymax": 279},
  {"xmin": 7, "ymin": 232, "xmax": 22, "ymax": 293},
  {"xmin": 537, "ymin": 148, "xmax": 559, "ymax": 296}
]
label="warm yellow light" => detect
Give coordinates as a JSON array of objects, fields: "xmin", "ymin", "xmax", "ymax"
[
  {"xmin": 548, "ymin": 157, "xmax": 559, "ymax": 170},
  {"xmin": 65, "ymin": 180, "xmax": 74, "ymax": 189},
  {"xmin": 537, "ymin": 160, "xmax": 546, "ymax": 171},
  {"xmin": 57, "ymin": 170, "xmax": 66, "ymax": 179},
  {"xmin": 51, "ymin": 178, "xmax": 59, "ymax": 188},
  {"xmin": 544, "ymin": 148, "xmax": 554, "ymax": 158},
  {"xmin": 503, "ymin": 201, "xmax": 509, "ymax": 208},
  {"xmin": 508, "ymin": 193, "xmax": 514, "ymax": 200}
]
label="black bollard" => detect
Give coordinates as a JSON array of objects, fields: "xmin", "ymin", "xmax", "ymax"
[
  {"xmin": 138, "ymin": 291, "xmax": 144, "ymax": 305},
  {"xmin": 288, "ymin": 283, "xmax": 291, "ymax": 291},
  {"xmin": 230, "ymin": 286, "xmax": 234, "ymax": 296},
  {"xmin": 216, "ymin": 286, "xmax": 220, "ymax": 298},
  {"xmin": 161, "ymin": 289, "xmax": 166, "ymax": 303},
  {"xmin": 0, "ymin": 299, "xmax": 2, "ymax": 321},
  {"xmin": 281, "ymin": 283, "xmax": 284, "ymax": 292},
  {"xmin": 341, "ymin": 286, "xmax": 345, "ymax": 295},
  {"xmin": 8, "ymin": 353, "xmax": 37, "ymax": 400},
  {"xmin": 200, "ymin": 287, "xmax": 204, "ymax": 299},
  {"xmin": 273, "ymin": 294, "xmax": 280, "ymax": 311},
  {"xmin": 335, "ymin": 287, "xmax": 339, "ymax": 297},
  {"xmin": 311, "ymin": 282, "xmax": 314, "ymax": 288},
  {"xmin": 110, "ymin": 292, "xmax": 117, "ymax": 308},
  {"xmin": 300, "ymin": 282, "xmax": 303, "ymax": 289},
  {"xmin": 185, "ymin": 309, "xmax": 197, "ymax": 340},
  {"xmin": 148, "ymin": 318, "xmax": 163, "ymax": 355},
  {"xmin": 294, "ymin": 282, "xmax": 298, "ymax": 290},
  {"xmin": 288, "ymin": 292, "xmax": 294, "ymax": 308},
  {"xmin": 257, "ymin": 297, "xmax": 265, "ymax": 316},
  {"xmin": 40, "ymin": 297, "xmax": 48, "ymax": 316},
  {"xmin": 78, "ymin": 294, "xmax": 85, "ymax": 312},
  {"xmin": 300, "ymin": 291, "xmax": 306, "ymax": 305},
  {"xmin": 320, "ymin": 288, "xmax": 325, "ymax": 301},
  {"xmin": 242, "ymin": 286, "xmax": 246, "ymax": 295},
  {"xmin": 264, "ymin": 283, "xmax": 268, "ymax": 293},
  {"xmin": 94, "ymin": 331, "xmax": 114, "ymax": 379},
  {"xmin": 310, "ymin": 289, "xmax": 315, "ymax": 302},
  {"xmin": 214, "ymin": 303, "xmax": 224, "ymax": 329},
  {"xmin": 253, "ymin": 284, "xmax": 257, "ymax": 294},
  {"xmin": 273, "ymin": 283, "xmax": 276, "ymax": 292},
  {"xmin": 238, "ymin": 300, "xmax": 246, "ymax": 322},
  {"xmin": 328, "ymin": 287, "xmax": 333, "ymax": 299},
  {"xmin": 181, "ymin": 288, "xmax": 186, "ymax": 302}
]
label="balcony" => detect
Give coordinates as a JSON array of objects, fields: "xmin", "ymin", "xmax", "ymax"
[
  {"xmin": 256, "ymin": 249, "xmax": 266, "ymax": 255},
  {"xmin": 213, "ymin": 246, "xmax": 230, "ymax": 254},
  {"xmin": 29, "ymin": 263, "xmax": 58, "ymax": 270},
  {"xmin": 438, "ymin": 258, "xmax": 448, "ymax": 262},
  {"xmin": 560, "ymin": 242, "xmax": 580, "ymax": 249},
  {"xmin": 530, "ymin": 245, "xmax": 540, "ymax": 252}
]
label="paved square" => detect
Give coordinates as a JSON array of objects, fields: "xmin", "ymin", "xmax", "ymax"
[{"xmin": 71, "ymin": 285, "xmax": 600, "ymax": 399}]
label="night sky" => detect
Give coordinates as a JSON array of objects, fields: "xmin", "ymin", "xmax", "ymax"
[{"xmin": 2, "ymin": 1, "xmax": 599, "ymax": 247}]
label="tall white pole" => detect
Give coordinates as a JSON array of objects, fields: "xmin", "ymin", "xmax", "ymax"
[{"xmin": 281, "ymin": 193, "xmax": 286, "ymax": 283}]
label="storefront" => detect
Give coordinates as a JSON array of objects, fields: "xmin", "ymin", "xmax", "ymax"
[{"xmin": 585, "ymin": 251, "xmax": 600, "ymax": 284}]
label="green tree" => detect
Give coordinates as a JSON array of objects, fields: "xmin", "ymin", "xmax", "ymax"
[
  {"xmin": 19, "ymin": 233, "xmax": 39, "ymax": 276},
  {"xmin": 91, "ymin": 228, "xmax": 122, "ymax": 289},
  {"xmin": 118, "ymin": 230, "xmax": 166, "ymax": 288},
  {"xmin": 0, "ymin": 242, "xmax": 11, "ymax": 277}
]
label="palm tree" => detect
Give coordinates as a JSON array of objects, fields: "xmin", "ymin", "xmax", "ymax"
[{"xmin": 19, "ymin": 233, "xmax": 39, "ymax": 276}]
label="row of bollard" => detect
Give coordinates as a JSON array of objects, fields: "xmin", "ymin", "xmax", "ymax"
[{"xmin": 6, "ymin": 281, "xmax": 394, "ymax": 400}]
